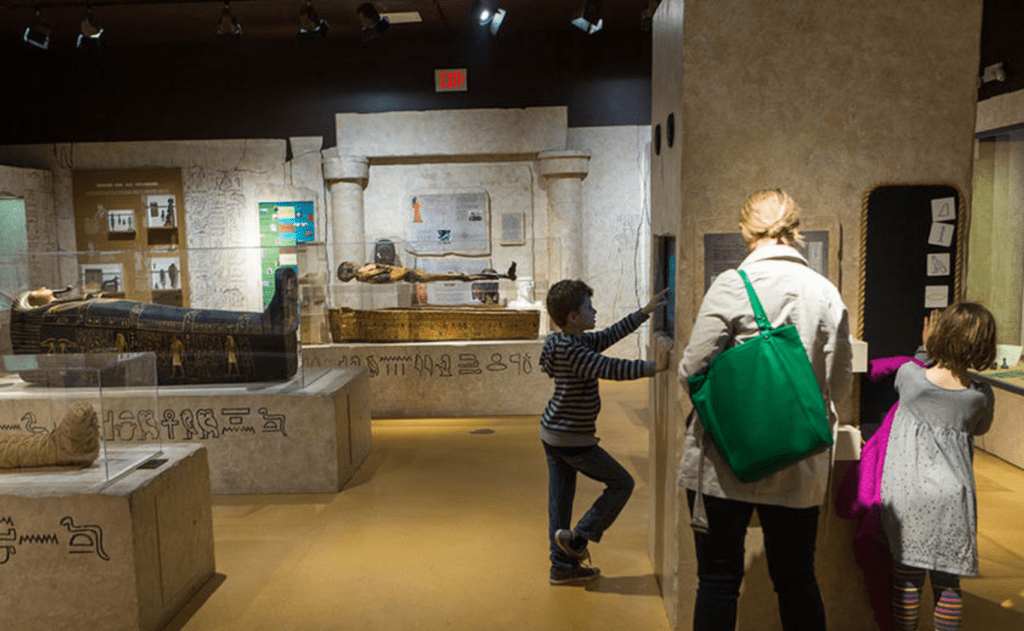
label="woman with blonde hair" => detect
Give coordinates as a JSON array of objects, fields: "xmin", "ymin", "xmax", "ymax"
[{"xmin": 677, "ymin": 188, "xmax": 854, "ymax": 630}]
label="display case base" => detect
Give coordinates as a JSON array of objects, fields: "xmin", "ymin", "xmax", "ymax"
[
  {"xmin": 329, "ymin": 307, "xmax": 540, "ymax": 342},
  {"xmin": 0, "ymin": 444, "xmax": 214, "ymax": 631},
  {"xmin": 303, "ymin": 341, "xmax": 551, "ymax": 418},
  {"xmin": 0, "ymin": 367, "xmax": 372, "ymax": 494}
]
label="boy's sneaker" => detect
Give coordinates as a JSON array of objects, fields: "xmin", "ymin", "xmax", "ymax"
[
  {"xmin": 549, "ymin": 565, "xmax": 601, "ymax": 585},
  {"xmin": 554, "ymin": 529, "xmax": 590, "ymax": 563}
]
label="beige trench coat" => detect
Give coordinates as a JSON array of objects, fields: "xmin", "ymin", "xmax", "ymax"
[{"xmin": 677, "ymin": 244, "xmax": 853, "ymax": 511}]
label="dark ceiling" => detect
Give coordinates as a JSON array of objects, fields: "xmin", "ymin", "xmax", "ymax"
[{"xmin": 0, "ymin": 0, "xmax": 656, "ymax": 48}]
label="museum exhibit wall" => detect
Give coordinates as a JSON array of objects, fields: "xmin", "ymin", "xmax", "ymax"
[
  {"xmin": 0, "ymin": 139, "xmax": 319, "ymax": 313},
  {"xmin": 969, "ymin": 89, "xmax": 1024, "ymax": 345},
  {"xmin": 0, "ymin": 111, "xmax": 652, "ymax": 359},
  {"xmin": 0, "ymin": 164, "xmax": 61, "ymax": 287},
  {"xmin": 648, "ymin": 0, "xmax": 983, "ymax": 628}
]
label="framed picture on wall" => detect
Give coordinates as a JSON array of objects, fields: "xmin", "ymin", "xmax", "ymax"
[
  {"xmin": 80, "ymin": 263, "xmax": 124, "ymax": 293},
  {"xmin": 146, "ymin": 195, "xmax": 177, "ymax": 228},
  {"xmin": 149, "ymin": 257, "xmax": 181, "ymax": 290},
  {"xmin": 107, "ymin": 209, "xmax": 136, "ymax": 233}
]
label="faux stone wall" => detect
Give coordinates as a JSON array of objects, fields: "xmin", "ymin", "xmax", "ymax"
[
  {"xmin": 649, "ymin": 0, "xmax": 983, "ymax": 628},
  {"xmin": 1, "ymin": 116, "xmax": 649, "ymax": 359},
  {"xmin": 332, "ymin": 108, "xmax": 651, "ymax": 360},
  {"xmin": 0, "ymin": 139, "xmax": 322, "ymax": 313},
  {"xmin": 0, "ymin": 163, "xmax": 61, "ymax": 288},
  {"xmin": 970, "ymin": 95, "xmax": 1024, "ymax": 344}
]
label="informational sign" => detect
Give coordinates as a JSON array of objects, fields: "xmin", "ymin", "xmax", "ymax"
[
  {"xmin": 407, "ymin": 191, "xmax": 490, "ymax": 256},
  {"xmin": 72, "ymin": 168, "xmax": 187, "ymax": 300},
  {"xmin": 258, "ymin": 201, "xmax": 313, "ymax": 308},
  {"xmin": 703, "ymin": 231, "xmax": 830, "ymax": 291}
]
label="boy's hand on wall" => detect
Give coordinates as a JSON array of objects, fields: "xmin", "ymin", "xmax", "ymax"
[
  {"xmin": 655, "ymin": 343, "xmax": 674, "ymax": 372},
  {"xmin": 642, "ymin": 288, "xmax": 670, "ymax": 315}
]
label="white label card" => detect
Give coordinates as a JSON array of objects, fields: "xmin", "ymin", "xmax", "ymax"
[
  {"xmin": 927, "ymin": 253, "xmax": 950, "ymax": 276},
  {"xmin": 928, "ymin": 222, "xmax": 954, "ymax": 247},
  {"xmin": 925, "ymin": 285, "xmax": 949, "ymax": 309},
  {"xmin": 931, "ymin": 197, "xmax": 956, "ymax": 222}
]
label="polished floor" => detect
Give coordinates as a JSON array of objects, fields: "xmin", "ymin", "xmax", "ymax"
[{"xmin": 167, "ymin": 380, "xmax": 1024, "ymax": 631}]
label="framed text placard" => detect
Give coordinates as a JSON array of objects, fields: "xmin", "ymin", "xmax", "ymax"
[
  {"xmin": 702, "ymin": 229, "xmax": 835, "ymax": 291},
  {"xmin": 407, "ymin": 190, "xmax": 490, "ymax": 256}
]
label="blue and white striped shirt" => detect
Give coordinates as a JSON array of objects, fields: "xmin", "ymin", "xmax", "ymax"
[{"xmin": 539, "ymin": 310, "xmax": 653, "ymax": 446}]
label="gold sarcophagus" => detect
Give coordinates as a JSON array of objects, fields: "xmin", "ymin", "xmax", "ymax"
[{"xmin": 328, "ymin": 307, "xmax": 540, "ymax": 343}]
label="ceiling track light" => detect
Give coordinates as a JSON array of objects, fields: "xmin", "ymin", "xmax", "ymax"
[
  {"xmin": 216, "ymin": 1, "xmax": 242, "ymax": 39},
  {"xmin": 357, "ymin": 3, "xmax": 390, "ymax": 41},
  {"xmin": 299, "ymin": 0, "xmax": 330, "ymax": 39},
  {"xmin": 23, "ymin": 9, "xmax": 52, "ymax": 50},
  {"xmin": 572, "ymin": 0, "xmax": 603, "ymax": 35},
  {"xmin": 471, "ymin": 0, "xmax": 506, "ymax": 35},
  {"xmin": 77, "ymin": 6, "xmax": 104, "ymax": 49}
]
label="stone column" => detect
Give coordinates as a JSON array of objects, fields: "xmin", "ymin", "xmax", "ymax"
[
  {"xmin": 538, "ymin": 150, "xmax": 590, "ymax": 280},
  {"xmin": 322, "ymin": 151, "xmax": 369, "ymax": 273}
]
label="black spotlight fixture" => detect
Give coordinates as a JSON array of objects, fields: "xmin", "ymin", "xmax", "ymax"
[
  {"xmin": 572, "ymin": 0, "xmax": 603, "ymax": 34},
  {"xmin": 357, "ymin": 3, "xmax": 390, "ymax": 41},
  {"xmin": 216, "ymin": 1, "xmax": 242, "ymax": 38},
  {"xmin": 23, "ymin": 10, "xmax": 52, "ymax": 50},
  {"xmin": 76, "ymin": 6, "xmax": 104, "ymax": 49},
  {"xmin": 299, "ymin": 0, "xmax": 330, "ymax": 39},
  {"xmin": 471, "ymin": 0, "xmax": 505, "ymax": 35}
]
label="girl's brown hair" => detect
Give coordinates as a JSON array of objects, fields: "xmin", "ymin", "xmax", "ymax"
[{"xmin": 925, "ymin": 302, "xmax": 998, "ymax": 372}]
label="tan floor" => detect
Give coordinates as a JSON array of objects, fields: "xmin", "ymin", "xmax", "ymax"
[
  {"xmin": 166, "ymin": 380, "xmax": 1024, "ymax": 631},
  {"xmin": 169, "ymin": 380, "xmax": 671, "ymax": 631}
]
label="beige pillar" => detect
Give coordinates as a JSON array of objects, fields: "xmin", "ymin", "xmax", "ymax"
[
  {"xmin": 322, "ymin": 152, "xmax": 369, "ymax": 273},
  {"xmin": 538, "ymin": 150, "xmax": 590, "ymax": 280}
]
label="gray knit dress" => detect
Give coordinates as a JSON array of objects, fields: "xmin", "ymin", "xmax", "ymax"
[{"xmin": 879, "ymin": 363, "xmax": 995, "ymax": 575}]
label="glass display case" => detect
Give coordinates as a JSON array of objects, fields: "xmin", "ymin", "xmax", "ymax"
[
  {"xmin": 0, "ymin": 352, "xmax": 161, "ymax": 483},
  {"xmin": 321, "ymin": 238, "xmax": 556, "ymax": 343},
  {"xmin": 0, "ymin": 245, "xmax": 307, "ymax": 386}
]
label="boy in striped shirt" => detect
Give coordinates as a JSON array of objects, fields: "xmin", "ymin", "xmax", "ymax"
[{"xmin": 540, "ymin": 279, "xmax": 672, "ymax": 585}]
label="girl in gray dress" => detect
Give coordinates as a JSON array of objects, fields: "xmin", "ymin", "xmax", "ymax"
[{"xmin": 880, "ymin": 303, "xmax": 996, "ymax": 631}]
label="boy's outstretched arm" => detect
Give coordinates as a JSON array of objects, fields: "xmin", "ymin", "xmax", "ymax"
[{"xmin": 642, "ymin": 288, "xmax": 670, "ymax": 316}]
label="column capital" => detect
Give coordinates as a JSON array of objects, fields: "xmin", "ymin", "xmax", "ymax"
[
  {"xmin": 322, "ymin": 152, "xmax": 369, "ymax": 187},
  {"xmin": 537, "ymin": 150, "xmax": 590, "ymax": 179}
]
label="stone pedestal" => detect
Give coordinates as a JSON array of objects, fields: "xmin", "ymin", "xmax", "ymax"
[
  {"xmin": 1, "ymin": 443, "xmax": 215, "ymax": 631},
  {"xmin": 152, "ymin": 367, "xmax": 372, "ymax": 494},
  {"xmin": 975, "ymin": 386, "xmax": 1024, "ymax": 469},
  {"xmin": 303, "ymin": 340, "xmax": 551, "ymax": 418},
  {"xmin": 0, "ymin": 367, "xmax": 372, "ymax": 494}
]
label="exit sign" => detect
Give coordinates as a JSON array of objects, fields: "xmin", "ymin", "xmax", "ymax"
[{"xmin": 435, "ymin": 68, "xmax": 467, "ymax": 92}]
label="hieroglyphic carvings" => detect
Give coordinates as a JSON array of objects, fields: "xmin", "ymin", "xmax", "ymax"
[
  {"xmin": 0, "ymin": 516, "xmax": 110, "ymax": 566},
  {"xmin": 1, "ymin": 404, "xmax": 291, "ymax": 444},
  {"xmin": 182, "ymin": 167, "xmax": 251, "ymax": 310},
  {"xmin": 304, "ymin": 348, "xmax": 535, "ymax": 380}
]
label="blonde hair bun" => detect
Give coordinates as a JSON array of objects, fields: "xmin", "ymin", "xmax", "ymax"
[{"xmin": 739, "ymin": 188, "xmax": 804, "ymax": 247}]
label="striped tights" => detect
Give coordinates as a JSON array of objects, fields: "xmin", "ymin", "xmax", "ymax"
[{"xmin": 892, "ymin": 564, "xmax": 963, "ymax": 630}]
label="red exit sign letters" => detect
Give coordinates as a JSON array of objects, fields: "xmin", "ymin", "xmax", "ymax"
[{"xmin": 435, "ymin": 68, "xmax": 467, "ymax": 92}]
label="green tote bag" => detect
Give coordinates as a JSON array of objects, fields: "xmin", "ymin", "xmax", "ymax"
[{"xmin": 687, "ymin": 270, "xmax": 833, "ymax": 483}]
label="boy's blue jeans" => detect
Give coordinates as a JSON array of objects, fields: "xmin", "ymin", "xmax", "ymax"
[{"xmin": 543, "ymin": 442, "xmax": 635, "ymax": 569}]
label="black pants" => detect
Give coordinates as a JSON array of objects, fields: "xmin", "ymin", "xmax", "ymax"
[{"xmin": 686, "ymin": 490, "xmax": 826, "ymax": 631}]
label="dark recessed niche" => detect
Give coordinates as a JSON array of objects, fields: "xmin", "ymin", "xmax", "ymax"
[
  {"xmin": 667, "ymin": 112, "xmax": 675, "ymax": 147},
  {"xmin": 654, "ymin": 124, "xmax": 662, "ymax": 155}
]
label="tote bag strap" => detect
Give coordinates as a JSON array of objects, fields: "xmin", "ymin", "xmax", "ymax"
[{"xmin": 737, "ymin": 269, "xmax": 771, "ymax": 333}]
